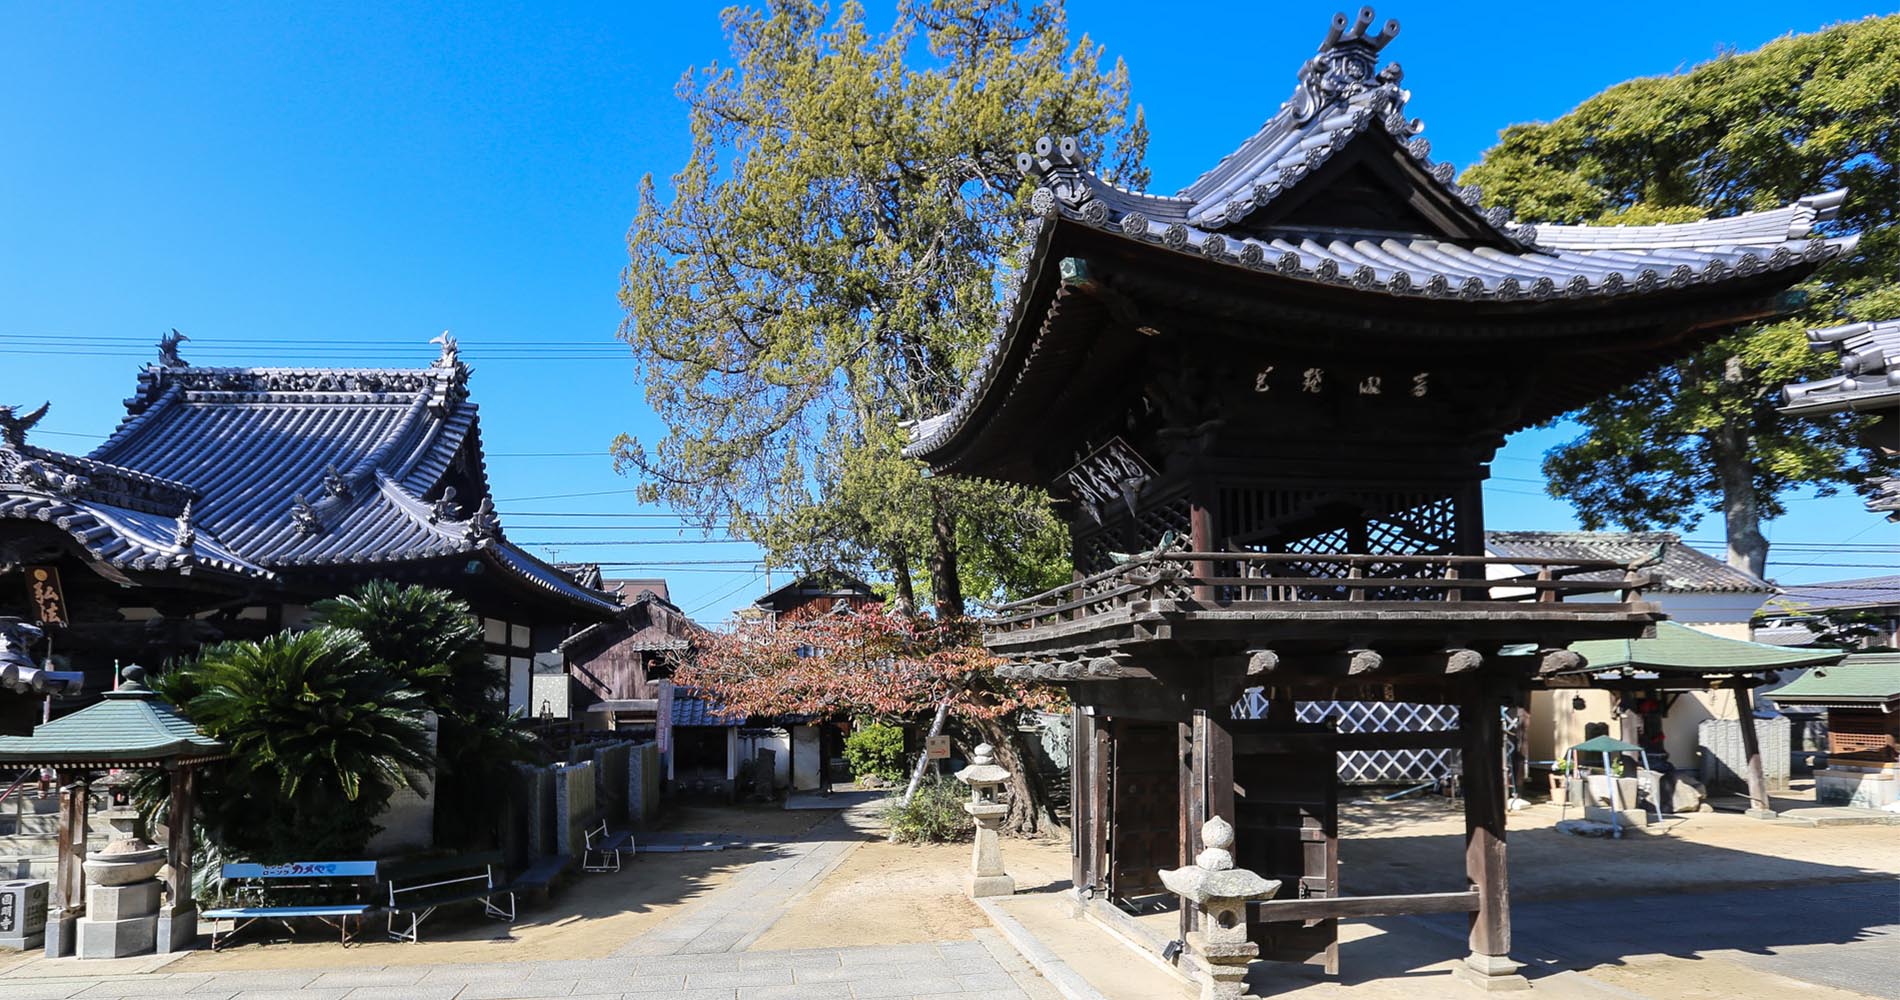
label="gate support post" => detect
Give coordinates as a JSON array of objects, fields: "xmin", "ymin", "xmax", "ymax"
[{"xmin": 1458, "ymin": 682, "xmax": 1528, "ymax": 992}]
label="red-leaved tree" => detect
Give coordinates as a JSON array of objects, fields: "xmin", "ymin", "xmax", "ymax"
[{"xmin": 669, "ymin": 606, "xmax": 1062, "ymax": 835}]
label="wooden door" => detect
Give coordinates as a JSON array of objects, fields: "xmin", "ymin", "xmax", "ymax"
[
  {"xmin": 1107, "ymin": 720, "xmax": 1180, "ymax": 902},
  {"xmin": 1230, "ymin": 720, "xmax": 1339, "ymax": 973}
]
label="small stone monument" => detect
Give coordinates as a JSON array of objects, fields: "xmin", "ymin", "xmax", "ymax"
[
  {"xmin": 1159, "ymin": 817, "xmax": 1281, "ymax": 1000},
  {"xmin": 954, "ymin": 743, "xmax": 1014, "ymax": 898},
  {"xmin": 75, "ymin": 780, "xmax": 166, "ymax": 959}
]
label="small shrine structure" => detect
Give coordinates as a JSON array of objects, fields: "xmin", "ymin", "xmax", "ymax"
[
  {"xmin": 904, "ymin": 8, "xmax": 1856, "ymax": 990},
  {"xmin": 1553, "ymin": 622, "xmax": 1842, "ymax": 816},
  {"xmin": 1771, "ymin": 653, "xmax": 1900, "ymax": 809},
  {"xmin": 0, "ymin": 664, "xmax": 226, "ymax": 956}
]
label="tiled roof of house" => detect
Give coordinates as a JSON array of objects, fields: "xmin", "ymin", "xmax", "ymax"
[
  {"xmin": 670, "ymin": 690, "xmax": 742, "ymax": 727},
  {"xmin": 1484, "ymin": 531, "xmax": 1773, "ymax": 594},
  {"xmin": 1770, "ymin": 575, "xmax": 1900, "ymax": 611},
  {"xmin": 0, "ymin": 338, "xmax": 616, "ymax": 614}
]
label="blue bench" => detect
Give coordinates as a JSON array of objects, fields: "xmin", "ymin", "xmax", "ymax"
[
  {"xmin": 383, "ymin": 852, "xmax": 514, "ymax": 942},
  {"xmin": 203, "ymin": 861, "xmax": 378, "ymax": 949}
]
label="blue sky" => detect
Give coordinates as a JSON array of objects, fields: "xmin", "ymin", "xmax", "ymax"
[{"xmin": 3, "ymin": 1, "xmax": 1896, "ymax": 624}]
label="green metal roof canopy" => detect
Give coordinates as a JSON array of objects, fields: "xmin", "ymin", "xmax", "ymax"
[
  {"xmin": 1569, "ymin": 735, "xmax": 1644, "ymax": 754},
  {"xmin": 1770, "ymin": 653, "xmax": 1900, "ymax": 708},
  {"xmin": 0, "ymin": 665, "xmax": 225, "ymax": 768},
  {"xmin": 1561, "ymin": 621, "xmax": 1844, "ymax": 677}
]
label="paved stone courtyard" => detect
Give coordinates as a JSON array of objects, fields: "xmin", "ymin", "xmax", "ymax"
[{"xmin": 0, "ymin": 938, "xmax": 1053, "ymax": 999}]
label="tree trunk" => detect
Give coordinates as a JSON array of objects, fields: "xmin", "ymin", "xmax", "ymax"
[
  {"xmin": 1712, "ymin": 374, "xmax": 1768, "ymax": 578},
  {"xmin": 974, "ymin": 714, "xmax": 1049, "ymax": 837},
  {"xmin": 928, "ymin": 502, "xmax": 964, "ymax": 618},
  {"xmin": 890, "ymin": 545, "xmax": 917, "ymax": 616}
]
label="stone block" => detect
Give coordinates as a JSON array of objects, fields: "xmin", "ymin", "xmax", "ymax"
[
  {"xmin": 967, "ymin": 874, "xmax": 1015, "ymax": 898},
  {"xmin": 87, "ymin": 879, "xmax": 160, "ymax": 921},
  {"xmin": 42, "ymin": 909, "xmax": 75, "ymax": 958},
  {"xmin": 1816, "ymin": 768, "xmax": 1897, "ymax": 809},
  {"xmin": 1455, "ymin": 952, "xmax": 1530, "ymax": 992},
  {"xmin": 75, "ymin": 912, "xmax": 158, "ymax": 958},
  {"xmin": 156, "ymin": 905, "xmax": 197, "ymax": 953}
]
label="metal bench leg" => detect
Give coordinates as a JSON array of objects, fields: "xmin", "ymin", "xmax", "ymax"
[{"xmin": 483, "ymin": 891, "xmax": 516, "ymax": 922}]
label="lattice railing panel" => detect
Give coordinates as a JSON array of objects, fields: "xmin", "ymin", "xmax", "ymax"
[{"xmin": 1233, "ymin": 691, "xmax": 1461, "ymax": 785}]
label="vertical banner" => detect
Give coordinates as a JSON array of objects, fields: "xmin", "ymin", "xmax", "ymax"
[{"xmin": 25, "ymin": 567, "xmax": 66, "ymax": 626}]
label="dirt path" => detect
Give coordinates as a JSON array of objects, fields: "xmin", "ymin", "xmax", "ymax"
[{"xmin": 748, "ymin": 830, "xmax": 1073, "ymax": 951}]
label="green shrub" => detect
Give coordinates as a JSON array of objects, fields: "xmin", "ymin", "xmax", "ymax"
[
  {"xmin": 844, "ymin": 723, "xmax": 907, "ymax": 782},
  {"xmin": 885, "ymin": 774, "xmax": 972, "ymax": 844}
]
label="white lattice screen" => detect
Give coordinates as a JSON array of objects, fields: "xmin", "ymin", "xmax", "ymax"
[{"xmin": 1234, "ymin": 691, "xmax": 1462, "ymax": 785}]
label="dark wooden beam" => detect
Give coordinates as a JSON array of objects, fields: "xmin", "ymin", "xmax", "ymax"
[
  {"xmin": 1251, "ymin": 890, "xmax": 1480, "ymax": 923},
  {"xmin": 1736, "ymin": 685, "xmax": 1775, "ymax": 818}
]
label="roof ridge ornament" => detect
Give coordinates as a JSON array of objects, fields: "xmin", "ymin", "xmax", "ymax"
[
  {"xmin": 0, "ymin": 402, "xmax": 49, "ymax": 451},
  {"xmin": 463, "ymin": 496, "xmax": 501, "ymax": 542},
  {"xmin": 427, "ymin": 330, "xmax": 470, "ymax": 414},
  {"xmin": 158, "ymin": 329, "xmax": 190, "ymax": 368},
  {"xmin": 1291, "ymin": 8, "xmax": 1403, "ymax": 123},
  {"xmin": 173, "ymin": 499, "xmax": 196, "ymax": 552},
  {"xmin": 1017, "ymin": 136, "xmax": 1092, "ymax": 209},
  {"xmin": 290, "ymin": 493, "xmax": 322, "ymax": 536}
]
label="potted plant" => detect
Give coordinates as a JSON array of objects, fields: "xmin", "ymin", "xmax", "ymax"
[{"xmin": 1548, "ymin": 758, "xmax": 1573, "ymax": 801}]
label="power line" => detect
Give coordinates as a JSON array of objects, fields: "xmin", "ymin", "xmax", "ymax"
[
  {"xmin": 498, "ymin": 487, "xmax": 644, "ymax": 502},
  {"xmin": 509, "ymin": 538, "xmax": 755, "ymax": 547},
  {"xmin": 687, "ymin": 572, "xmax": 767, "ymax": 615}
]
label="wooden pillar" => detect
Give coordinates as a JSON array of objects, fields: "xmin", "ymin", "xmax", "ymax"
[
  {"xmin": 1178, "ymin": 718, "xmax": 1197, "ymax": 940},
  {"xmin": 1458, "ymin": 684, "xmax": 1526, "ymax": 990},
  {"xmin": 1735, "ymin": 685, "xmax": 1775, "ymax": 819},
  {"xmin": 1189, "ymin": 492, "xmax": 1214, "ymax": 602},
  {"xmin": 52, "ymin": 773, "xmax": 87, "ymax": 916},
  {"xmin": 1091, "ymin": 718, "xmax": 1111, "ymax": 896},
  {"xmin": 1071, "ymin": 709, "xmax": 1092, "ymax": 897},
  {"xmin": 165, "ymin": 765, "xmax": 197, "ymax": 911}
]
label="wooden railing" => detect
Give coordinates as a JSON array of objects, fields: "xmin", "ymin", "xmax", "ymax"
[{"xmin": 986, "ymin": 551, "xmax": 1653, "ymax": 632}]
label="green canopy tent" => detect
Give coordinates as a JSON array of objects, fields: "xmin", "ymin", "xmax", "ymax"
[
  {"xmin": 1565, "ymin": 736, "xmax": 1647, "ymax": 836},
  {"xmin": 1542, "ymin": 622, "xmax": 1844, "ymax": 819},
  {"xmin": 0, "ymin": 664, "xmax": 225, "ymax": 956}
]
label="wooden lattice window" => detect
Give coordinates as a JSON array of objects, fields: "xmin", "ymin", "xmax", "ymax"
[{"xmin": 1828, "ymin": 710, "xmax": 1899, "ymax": 762}]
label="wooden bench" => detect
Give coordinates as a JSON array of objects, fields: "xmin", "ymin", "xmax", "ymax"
[
  {"xmin": 582, "ymin": 820, "xmax": 634, "ymax": 873},
  {"xmin": 203, "ymin": 860, "xmax": 378, "ymax": 950},
  {"xmin": 383, "ymin": 852, "xmax": 514, "ymax": 942}
]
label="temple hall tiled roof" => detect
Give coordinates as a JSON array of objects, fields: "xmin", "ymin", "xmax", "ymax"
[
  {"xmin": 0, "ymin": 337, "xmax": 616, "ymax": 615},
  {"xmin": 1484, "ymin": 531, "xmax": 1773, "ymax": 595},
  {"xmin": 905, "ymin": 10, "xmax": 1855, "ymax": 468},
  {"xmin": 1781, "ymin": 318, "xmax": 1900, "ymax": 416}
]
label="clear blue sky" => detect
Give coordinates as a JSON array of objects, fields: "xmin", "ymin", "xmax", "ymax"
[{"xmin": 3, "ymin": 1, "xmax": 1895, "ymax": 623}]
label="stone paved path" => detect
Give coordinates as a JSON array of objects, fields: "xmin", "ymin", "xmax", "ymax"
[
  {"xmin": 0, "ymin": 935, "xmax": 1054, "ymax": 999},
  {"xmin": 0, "ymin": 802, "xmax": 1059, "ymax": 1000}
]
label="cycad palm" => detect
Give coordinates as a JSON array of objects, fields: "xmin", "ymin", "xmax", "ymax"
[{"xmin": 167, "ymin": 627, "xmax": 433, "ymax": 859}]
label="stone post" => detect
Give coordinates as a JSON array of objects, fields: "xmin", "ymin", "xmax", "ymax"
[
  {"xmin": 1159, "ymin": 818, "xmax": 1280, "ymax": 1000},
  {"xmin": 954, "ymin": 743, "xmax": 1014, "ymax": 898}
]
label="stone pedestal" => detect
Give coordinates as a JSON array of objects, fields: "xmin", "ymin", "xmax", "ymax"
[
  {"xmin": 43, "ymin": 909, "xmax": 76, "ymax": 959},
  {"xmin": 1816, "ymin": 765, "xmax": 1897, "ymax": 809},
  {"xmin": 956, "ymin": 744, "xmax": 1015, "ymax": 899},
  {"xmin": 1455, "ymin": 951, "xmax": 1530, "ymax": 992},
  {"xmin": 156, "ymin": 905, "xmax": 198, "ymax": 953},
  {"xmin": 75, "ymin": 882, "xmax": 160, "ymax": 959},
  {"xmin": 1159, "ymin": 818, "xmax": 1281, "ymax": 1000}
]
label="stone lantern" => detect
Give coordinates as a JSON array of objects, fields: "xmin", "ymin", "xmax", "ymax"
[
  {"xmin": 1160, "ymin": 817, "xmax": 1281, "ymax": 1000},
  {"xmin": 954, "ymin": 743, "xmax": 1014, "ymax": 898}
]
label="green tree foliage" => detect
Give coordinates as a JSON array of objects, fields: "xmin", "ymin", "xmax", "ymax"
[
  {"xmin": 1463, "ymin": 15, "xmax": 1900, "ymax": 575},
  {"xmin": 884, "ymin": 773, "xmax": 972, "ymax": 843},
  {"xmin": 618, "ymin": 0, "xmax": 1147, "ymax": 612},
  {"xmin": 155, "ymin": 628, "xmax": 434, "ymax": 860},
  {"xmin": 843, "ymin": 722, "xmax": 908, "ymax": 781},
  {"xmin": 311, "ymin": 582, "xmax": 537, "ymax": 847}
]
